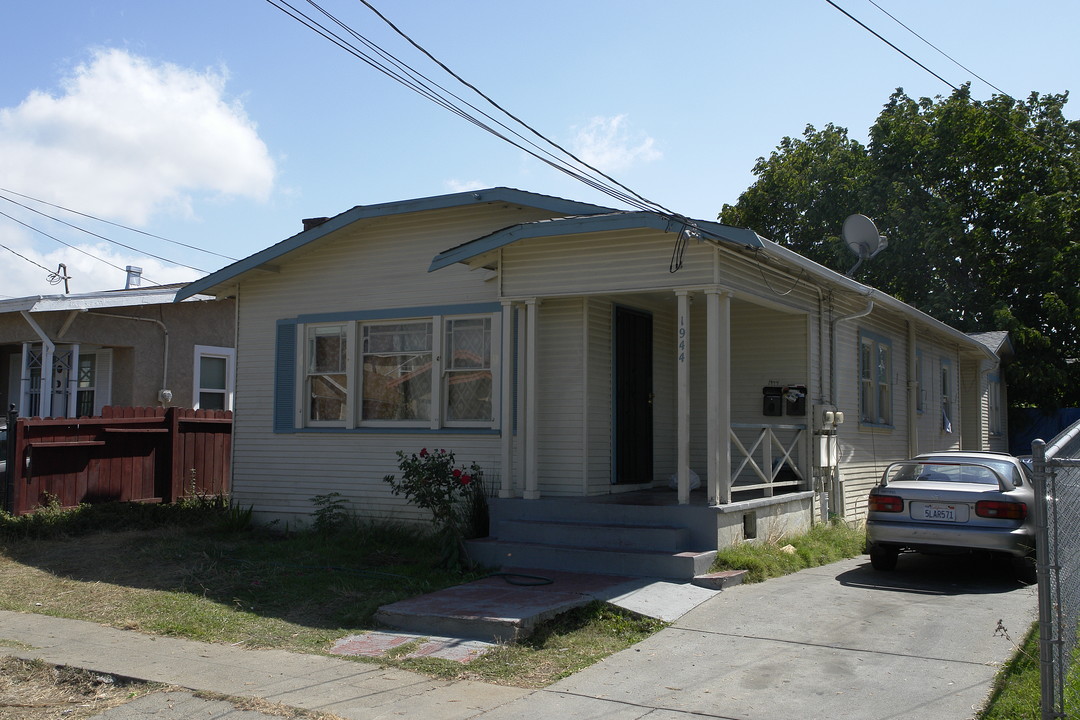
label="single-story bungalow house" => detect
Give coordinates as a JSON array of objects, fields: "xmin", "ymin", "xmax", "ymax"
[
  {"xmin": 177, "ymin": 188, "xmax": 1010, "ymax": 578},
  {"xmin": 1, "ymin": 274, "xmax": 235, "ymax": 418}
]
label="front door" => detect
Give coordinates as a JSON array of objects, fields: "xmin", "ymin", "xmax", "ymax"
[{"xmin": 613, "ymin": 307, "xmax": 653, "ymax": 484}]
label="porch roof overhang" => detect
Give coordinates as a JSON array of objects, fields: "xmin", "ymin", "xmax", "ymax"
[
  {"xmin": 428, "ymin": 212, "xmax": 766, "ymax": 272},
  {"xmin": 175, "ymin": 187, "xmax": 615, "ymax": 301}
]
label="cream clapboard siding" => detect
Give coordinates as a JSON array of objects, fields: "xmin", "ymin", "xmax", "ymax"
[
  {"xmin": 536, "ymin": 298, "xmax": 586, "ymax": 496},
  {"xmin": 585, "ymin": 298, "xmax": 613, "ymax": 493},
  {"xmin": 501, "ymin": 229, "xmax": 715, "ymax": 298},
  {"xmin": 232, "ymin": 205, "xmax": 558, "ymax": 524},
  {"xmin": 960, "ymin": 357, "xmax": 983, "ymax": 451}
]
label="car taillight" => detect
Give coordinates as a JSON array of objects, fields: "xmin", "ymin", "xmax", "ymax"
[
  {"xmin": 869, "ymin": 494, "xmax": 903, "ymax": 513},
  {"xmin": 975, "ymin": 500, "xmax": 1027, "ymax": 520}
]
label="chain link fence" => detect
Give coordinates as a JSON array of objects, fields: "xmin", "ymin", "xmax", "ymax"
[{"xmin": 1032, "ymin": 420, "xmax": 1080, "ymax": 720}]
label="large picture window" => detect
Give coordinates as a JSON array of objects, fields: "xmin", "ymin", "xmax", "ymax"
[
  {"xmin": 859, "ymin": 332, "xmax": 892, "ymax": 426},
  {"xmin": 361, "ymin": 321, "xmax": 433, "ymax": 421}
]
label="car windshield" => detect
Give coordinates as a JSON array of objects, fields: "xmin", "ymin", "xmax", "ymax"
[{"xmin": 886, "ymin": 458, "xmax": 1021, "ymax": 486}]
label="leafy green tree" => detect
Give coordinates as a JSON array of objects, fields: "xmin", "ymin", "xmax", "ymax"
[{"xmin": 720, "ymin": 86, "xmax": 1080, "ymax": 410}]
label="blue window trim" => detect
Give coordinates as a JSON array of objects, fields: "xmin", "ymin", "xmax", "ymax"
[
  {"xmin": 940, "ymin": 355, "xmax": 954, "ymax": 433},
  {"xmin": 296, "ymin": 302, "xmax": 501, "ymax": 325},
  {"xmin": 858, "ymin": 329, "xmax": 894, "ymax": 429}
]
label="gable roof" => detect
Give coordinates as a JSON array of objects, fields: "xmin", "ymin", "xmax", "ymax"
[
  {"xmin": 428, "ymin": 212, "xmax": 765, "ymax": 271},
  {"xmin": 967, "ymin": 330, "xmax": 1015, "ymax": 360},
  {"xmin": 176, "ymin": 187, "xmax": 615, "ymax": 301}
]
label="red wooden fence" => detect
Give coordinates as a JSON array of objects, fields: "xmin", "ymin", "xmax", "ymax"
[{"xmin": 5, "ymin": 406, "xmax": 231, "ymax": 515}]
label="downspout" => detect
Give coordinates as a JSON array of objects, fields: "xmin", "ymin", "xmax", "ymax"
[
  {"xmin": 828, "ymin": 297, "xmax": 874, "ymax": 518},
  {"xmin": 907, "ymin": 321, "xmax": 918, "ymax": 458},
  {"xmin": 19, "ymin": 311, "xmax": 56, "ymax": 417},
  {"xmin": 84, "ymin": 311, "xmax": 170, "ymax": 405}
]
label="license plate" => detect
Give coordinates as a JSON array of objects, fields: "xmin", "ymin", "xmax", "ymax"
[{"xmin": 919, "ymin": 503, "xmax": 959, "ymax": 522}]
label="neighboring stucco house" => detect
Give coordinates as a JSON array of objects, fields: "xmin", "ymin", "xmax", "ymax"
[
  {"xmin": 0, "ymin": 280, "xmax": 236, "ymax": 418},
  {"xmin": 177, "ymin": 188, "xmax": 1009, "ymax": 577}
]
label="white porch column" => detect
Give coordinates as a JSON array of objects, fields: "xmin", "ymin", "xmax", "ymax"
[
  {"xmin": 523, "ymin": 298, "xmax": 540, "ymax": 499},
  {"xmin": 21, "ymin": 311, "xmax": 55, "ymax": 418},
  {"xmin": 707, "ymin": 290, "xmax": 732, "ymax": 505},
  {"xmin": 676, "ymin": 291, "xmax": 691, "ymax": 505},
  {"xmin": 499, "ymin": 301, "xmax": 515, "ymax": 498}
]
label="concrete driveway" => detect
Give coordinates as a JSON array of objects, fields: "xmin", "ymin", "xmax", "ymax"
[{"xmin": 482, "ymin": 553, "xmax": 1038, "ymax": 720}]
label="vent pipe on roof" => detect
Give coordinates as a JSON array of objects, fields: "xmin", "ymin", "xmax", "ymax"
[
  {"xmin": 125, "ymin": 266, "xmax": 143, "ymax": 289},
  {"xmin": 302, "ymin": 217, "xmax": 330, "ymax": 231}
]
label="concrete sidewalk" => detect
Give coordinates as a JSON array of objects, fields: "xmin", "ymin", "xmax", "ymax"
[{"xmin": 0, "ymin": 554, "xmax": 1037, "ymax": 719}]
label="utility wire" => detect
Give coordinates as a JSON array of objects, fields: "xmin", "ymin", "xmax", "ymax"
[
  {"xmin": 865, "ymin": 0, "xmax": 1011, "ymax": 98},
  {"xmin": 824, "ymin": 0, "xmax": 959, "ymax": 92},
  {"xmin": 0, "ymin": 187, "xmax": 238, "ymax": 262},
  {"xmin": 0, "ymin": 193, "xmax": 210, "ymax": 274},
  {"xmin": 0, "ymin": 207, "xmax": 159, "ymax": 284},
  {"xmin": 264, "ymin": 0, "xmax": 685, "ymax": 219}
]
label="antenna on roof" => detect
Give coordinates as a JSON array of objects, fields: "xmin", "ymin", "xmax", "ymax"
[{"xmin": 842, "ymin": 214, "xmax": 888, "ymax": 276}]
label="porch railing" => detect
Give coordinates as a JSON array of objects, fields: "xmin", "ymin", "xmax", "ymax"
[{"xmin": 729, "ymin": 423, "xmax": 806, "ymax": 499}]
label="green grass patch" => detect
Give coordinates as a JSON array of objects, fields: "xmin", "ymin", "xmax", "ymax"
[
  {"xmin": 979, "ymin": 623, "xmax": 1080, "ymax": 719},
  {"xmin": 0, "ymin": 500, "xmax": 664, "ymax": 687},
  {"xmin": 710, "ymin": 520, "xmax": 867, "ymax": 582}
]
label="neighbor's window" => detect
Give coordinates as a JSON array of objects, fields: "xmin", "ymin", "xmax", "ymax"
[
  {"xmin": 988, "ymin": 374, "xmax": 1003, "ymax": 435},
  {"xmin": 194, "ymin": 346, "xmax": 235, "ymax": 411},
  {"xmin": 859, "ymin": 332, "xmax": 892, "ymax": 426},
  {"xmin": 444, "ymin": 316, "xmax": 493, "ymax": 422},
  {"xmin": 941, "ymin": 358, "xmax": 953, "ymax": 433},
  {"xmin": 361, "ymin": 321, "xmax": 433, "ymax": 422},
  {"xmin": 306, "ymin": 325, "xmax": 348, "ymax": 422},
  {"xmin": 76, "ymin": 354, "xmax": 97, "ymax": 417}
]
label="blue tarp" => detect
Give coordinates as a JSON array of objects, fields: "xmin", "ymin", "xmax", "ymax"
[{"xmin": 1010, "ymin": 408, "xmax": 1080, "ymax": 455}]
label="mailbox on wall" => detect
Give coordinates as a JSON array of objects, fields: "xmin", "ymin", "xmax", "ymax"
[
  {"xmin": 762, "ymin": 386, "xmax": 783, "ymax": 416},
  {"xmin": 785, "ymin": 385, "xmax": 807, "ymax": 416}
]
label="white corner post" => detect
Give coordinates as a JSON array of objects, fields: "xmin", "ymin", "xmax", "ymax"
[
  {"xmin": 499, "ymin": 301, "xmax": 516, "ymax": 498},
  {"xmin": 20, "ymin": 311, "xmax": 56, "ymax": 418},
  {"xmin": 523, "ymin": 298, "xmax": 540, "ymax": 499},
  {"xmin": 707, "ymin": 290, "xmax": 732, "ymax": 505},
  {"xmin": 676, "ymin": 291, "xmax": 691, "ymax": 505}
]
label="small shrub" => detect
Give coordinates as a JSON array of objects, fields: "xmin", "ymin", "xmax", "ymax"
[{"xmin": 310, "ymin": 492, "xmax": 350, "ymax": 534}]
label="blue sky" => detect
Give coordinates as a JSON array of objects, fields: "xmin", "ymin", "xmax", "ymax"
[{"xmin": 2, "ymin": 1, "xmax": 1077, "ymax": 297}]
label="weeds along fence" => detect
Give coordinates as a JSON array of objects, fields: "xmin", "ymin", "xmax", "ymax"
[
  {"xmin": 1032, "ymin": 422, "xmax": 1080, "ymax": 720},
  {"xmin": 2, "ymin": 406, "xmax": 232, "ymax": 515}
]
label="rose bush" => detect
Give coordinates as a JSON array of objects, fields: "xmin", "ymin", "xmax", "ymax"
[{"xmin": 383, "ymin": 448, "xmax": 486, "ymax": 568}]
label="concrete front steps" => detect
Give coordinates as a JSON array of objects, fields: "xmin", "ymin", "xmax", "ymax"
[{"xmin": 464, "ymin": 495, "xmax": 720, "ymax": 581}]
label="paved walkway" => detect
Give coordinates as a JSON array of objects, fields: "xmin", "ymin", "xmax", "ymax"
[{"xmin": 0, "ymin": 554, "xmax": 1037, "ymax": 719}]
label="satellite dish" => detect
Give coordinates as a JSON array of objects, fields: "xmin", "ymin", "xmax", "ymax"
[{"xmin": 842, "ymin": 214, "xmax": 888, "ymax": 275}]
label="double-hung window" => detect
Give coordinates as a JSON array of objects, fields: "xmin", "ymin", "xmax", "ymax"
[
  {"xmin": 988, "ymin": 374, "xmax": 1003, "ymax": 436},
  {"xmin": 193, "ymin": 345, "xmax": 235, "ymax": 411},
  {"xmin": 292, "ymin": 309, "xmax": 498, "ymax": 430},
  {"xmin": 940, "ymin": 357, "xmax": 953, "ymax": 433},
  {"xmin": 859, "ymin": 331, "xmax": 892, "ymax": 426},
  {"xmin": 306, "ymin": 324, "xmax": 349, "ymax": 423}
]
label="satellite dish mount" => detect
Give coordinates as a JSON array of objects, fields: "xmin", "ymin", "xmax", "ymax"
[{"xmin": 842, "ymin": 214, "xmax": 888, "ymax": 276}]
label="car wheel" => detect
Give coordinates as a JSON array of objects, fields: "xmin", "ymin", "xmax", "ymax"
[{"xmin": 870, "ymin": 544, "xmax": 899, "ymax": 571}]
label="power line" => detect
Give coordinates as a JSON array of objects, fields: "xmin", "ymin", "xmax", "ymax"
[
  {"xmin": 824, "ymin": 0, "xmax": 959, "ymax": 92},
  {"xmin": 0, "ymin": 207, "xmax": 158, "ymax": 283},
  {"xmin": 0, "ymin": 187, "xmax": 238, "ymax": 262},
  {"xmin": 864, "ymin": 0, "xmax": 1011, "ymax": 98},
  {"xmin": 263, "ymin": 0, "xmax": 685, "ymax": 220},
  {"xmin": 0, "ymin": 193, "xmax": 211, "ymax": 274}
]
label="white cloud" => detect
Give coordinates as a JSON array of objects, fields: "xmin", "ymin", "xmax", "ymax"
[
  {"xmin": 0, "ymin": 48, "xmax": 275, "ymax": 226},
  {"xmin": 570, "ymin": 115, "xmax": 661, "ymax": 173}
]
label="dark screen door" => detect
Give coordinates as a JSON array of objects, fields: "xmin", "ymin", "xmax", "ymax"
[{"xmin": 614, "ymin": 307, "xmax": 653, "ymax": 484}]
